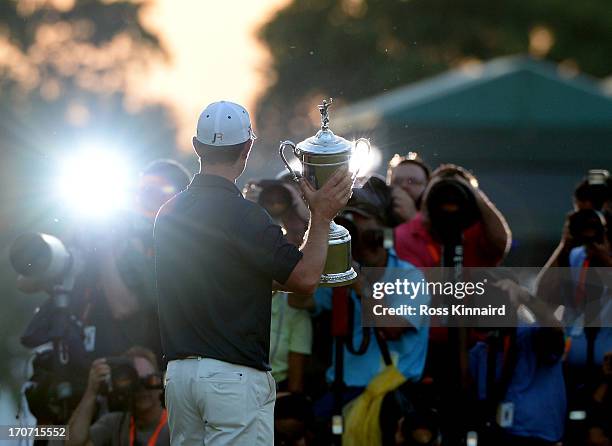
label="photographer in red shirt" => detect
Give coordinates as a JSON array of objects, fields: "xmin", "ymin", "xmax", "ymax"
[{"xmin": 394, "ymin": 164, "xmax": 510, "ymax": 268}]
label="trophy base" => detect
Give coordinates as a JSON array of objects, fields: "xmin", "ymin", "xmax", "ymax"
[{"xmin": 319, "ymin": 268, "xmax": 357, "ymax": 287}]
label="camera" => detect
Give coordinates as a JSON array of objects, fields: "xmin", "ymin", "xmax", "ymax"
[
  {"xmin": 101, "ymin": 357, "xmax": 162, "ymax": 412},
  {"xmin": 244, "ymin": 179, "xmax": 303, "ymax": 219},
  {"xmin": 568, "ymin": 209, "xmax": 608, "ymax": 246},
  {"xmin": 574, "ymin": 169, "xmax": 610, "ymax": 211},
  {"xmin": 257, "ymin": 180, "xmax": 295, "ymax": 219},
  {"xmin": 426, "ymin": 177, "xmax": 480, "ymax": 244},
  {"xmin": 9, "ymin": 232, "xmax": 87, "ymax": 422},
  {"xmin": 9, "ymin": 232, "xmax": 74, "ymax": 283},
  {"xmin": 349, "ymin": 175, "xmax": 404, "ymax": 227}
]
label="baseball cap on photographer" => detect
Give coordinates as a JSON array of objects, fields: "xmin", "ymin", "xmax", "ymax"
[{"xmin": 196, "ymin": 101, "xmax": 257, "ymax": 147}]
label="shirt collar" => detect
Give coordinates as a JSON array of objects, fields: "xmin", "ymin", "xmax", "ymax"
[
  {"xmin": 189, "ymin": 173, "xmax": 242, "ymax": 197},
  {"xmin": 386, "ymin": 248, "xmax": 400, "ymax": 266}
]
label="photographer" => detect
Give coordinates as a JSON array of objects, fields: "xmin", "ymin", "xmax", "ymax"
[
  {"xmin": 13, "ymin": 160, "xmax": 190, "ymax": 425},
  {"xmin": 293, "ymin": 194, "xmax": 430, "ymax": 418},
  {"xmin": 74, "ymin": 158, "xmax": 191, "ymax": 360},
  {"xmin": 67, "ymin": 346, "xmax": 167, "ymax": 446},
  {"xmin": 137, "ymin": 159, "xmax": 192, "ymax": 224},
  {"xmin": 469, "ymin": 279, "xmax": 566, "ymax": 446},
  {"xmin": 537, "ymin": 170, "xmax": 611, "ymax": 301},
  {"xmin": 564, "ymin": 213, "xmax": 612, "ymax": 442},
  {"xmin": 394, "ymin": 164, "xmax": 511, "ymax": 268},
  {"xmin": 386, "ymin": 153, "xmax": 431, "ymax": 224}
]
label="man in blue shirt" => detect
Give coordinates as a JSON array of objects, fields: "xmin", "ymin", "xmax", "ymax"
[
  {"xmin": 469, "ymin": 279, "xmax": 566, "ymax": 445},
  {"xmin": 313, "ymin": 251, "xmax": 429, "ymax": 387},
  {"xmin": 296, "ymin": 202, "xmax": 429, "ymax": 417}
]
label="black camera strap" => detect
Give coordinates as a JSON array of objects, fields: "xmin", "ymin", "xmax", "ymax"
[
  {"xmin": 344, "ymin": 294, "xmax": 370, "ymax": 356},
  {"xmin": 373, "ymin": 328, "xmax": 393, "ymax": 366}
]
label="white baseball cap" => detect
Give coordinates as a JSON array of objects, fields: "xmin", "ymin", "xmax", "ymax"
[{"xmin": 196, "ymin": 101, "xmax": 257, "ymax": 147}]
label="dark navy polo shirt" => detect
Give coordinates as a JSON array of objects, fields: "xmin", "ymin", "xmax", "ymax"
[{"xmin": 154, "ymin": 174, "xmax": 303, "ymax": 370}]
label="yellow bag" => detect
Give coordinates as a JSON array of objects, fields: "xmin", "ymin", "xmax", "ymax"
[{"xmin": 343, "ymin": 365, "xmax": 407, "ymax": 446}]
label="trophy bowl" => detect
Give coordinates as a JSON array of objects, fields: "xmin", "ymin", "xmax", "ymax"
[{"xmin": 279, "ymin": 99, "xmax": 370, "ymax": 287}]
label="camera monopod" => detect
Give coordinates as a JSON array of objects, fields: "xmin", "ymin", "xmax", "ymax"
[
  {"xmin": 331, "ymin": 286, "xmax": 349, "ymax": 445},
  {"xmin": 441, "ymin": 238, "xmax": 472, "ymax": 444}
]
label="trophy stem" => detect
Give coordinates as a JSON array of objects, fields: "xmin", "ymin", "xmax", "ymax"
[{"xmin": 320, "ymin": 221, "xmax": 357, "ymax": 287}]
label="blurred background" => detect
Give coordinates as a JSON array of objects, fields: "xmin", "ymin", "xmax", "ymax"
[{"xmin": 1, "ymin": 0, "xmax": 611, "ymax": 420}]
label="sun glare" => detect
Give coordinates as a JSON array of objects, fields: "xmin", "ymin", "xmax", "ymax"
[{"xmin": 57, "ymin": 146, "xmax": 130, "ymax": 218}]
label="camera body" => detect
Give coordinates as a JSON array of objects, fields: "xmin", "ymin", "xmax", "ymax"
[
  {"xmin": 568, "ymin": 209, "xmax": 608, "ymax": 246},
  {"xmin": 349, "ymin": 175, "xmax": 404, "ymax": 228},
  {"xmin": 100, "ymin": 357, "xmax": 163, "ymax": 412},
  {"xmin": 100, "ymin": 357, "xmax": 140, "ymax": 412}
]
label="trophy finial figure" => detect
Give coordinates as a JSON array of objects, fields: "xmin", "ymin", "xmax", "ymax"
[{"xmin": 318, "ymin": 98, "xmax": 333, "ymax": 130}]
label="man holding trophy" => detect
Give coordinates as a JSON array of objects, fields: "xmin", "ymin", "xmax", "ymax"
[{"xmin": 155, "ymin": 100, "xmax": 359, "ymax": 445}]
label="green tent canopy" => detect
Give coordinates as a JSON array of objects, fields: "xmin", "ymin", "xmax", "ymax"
[
  {"xmin": 334, "ymin": 55, "xmax": 612, "ymax": 265},
  {"xmin": 336, "ymin": 55, "xmax": 612, "ymax": 131}
]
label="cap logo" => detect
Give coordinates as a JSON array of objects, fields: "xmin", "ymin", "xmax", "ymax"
[{"xmin": 212, "ymin": 132, "xmax": 224, "ymax": 143}]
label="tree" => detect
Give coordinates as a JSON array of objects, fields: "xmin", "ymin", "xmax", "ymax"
[
  {"xmin": 255, "ymin": 0, "xmax": 612, "ymax": 149},
  {"xmin": 0, "ymin": 0, "xmax": 178, "ymax": 399}
]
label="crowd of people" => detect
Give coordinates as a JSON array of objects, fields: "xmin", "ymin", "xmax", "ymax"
[{"xmin": 13, "ymin": 101, "xmax": 612, "ymax": 446}]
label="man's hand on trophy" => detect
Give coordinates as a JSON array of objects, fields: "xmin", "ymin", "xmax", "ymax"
[{"xmin": 299, "ymin": 167, "xmax": 353, "ymax": 222}]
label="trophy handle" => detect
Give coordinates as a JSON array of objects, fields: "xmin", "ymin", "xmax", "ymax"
[
  {"xmin": 279, "ymin": 140, "xmax": 300, "ymax": 182},
  {"xmin": 352, "ymin": 138, "xmax": 371, "ymax": 180}
]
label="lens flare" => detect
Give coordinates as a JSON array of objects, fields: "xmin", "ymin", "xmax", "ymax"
[
  {"xmin": 350, "ymin": 141, "xmax": 381, "ymax": 177},
  {"xmin": 57, "ymin": 147, "xmax": 130, "ymax": 218}
]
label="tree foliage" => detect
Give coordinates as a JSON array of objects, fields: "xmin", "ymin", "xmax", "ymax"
[{"xmin": 256, "ymin": 0, "xmax": 612, "ymax": 145}]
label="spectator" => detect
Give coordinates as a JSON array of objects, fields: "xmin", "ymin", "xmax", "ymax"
[
  {"xmin": 67, "ymin": 346, "xmax": 168, "ymax": 446},
  {"xmin": 387, "ymin": 153, "xmax": 431, "ymax": 223}
]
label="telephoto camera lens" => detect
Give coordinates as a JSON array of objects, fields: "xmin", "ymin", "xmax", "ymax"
[
  {"xmin": 9, "ymin": 233, "xmax": 72, "ymax": 281},
  {"xmin": 426, "ymin": 179, "xmax": 480, "ymax": 244},
  {"xmin": 258, "ymin": 181, "xmax": 294, "ymax": 218}
]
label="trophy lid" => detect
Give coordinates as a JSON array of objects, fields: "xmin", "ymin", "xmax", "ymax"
[{"xmin": 296, "ymin": 99, "xmax": 354, "ymax": 156}]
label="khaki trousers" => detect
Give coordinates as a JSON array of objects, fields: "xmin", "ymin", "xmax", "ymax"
[{"xmin": 164, "ymin": 357, "xmax": 276, "ymax": 446}]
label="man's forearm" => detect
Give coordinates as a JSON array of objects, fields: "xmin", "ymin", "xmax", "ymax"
[
  {"xmin": 99, "ymin": 254, "xmax": 139, "ymax": 320},
  {"xmin": 298, "ymin": 213, "xmax": 331, "ymax": 287},
  {"xmin": 66, "ymin": 391, "xmax": 97, "ymax": 446},
  {"xmin": 287, "ymin": 293, "xmax": 316, "ymax": 310},
  {"xmin": 477, "ymin": 191, "xmax": 511, "ymax": 256}
]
